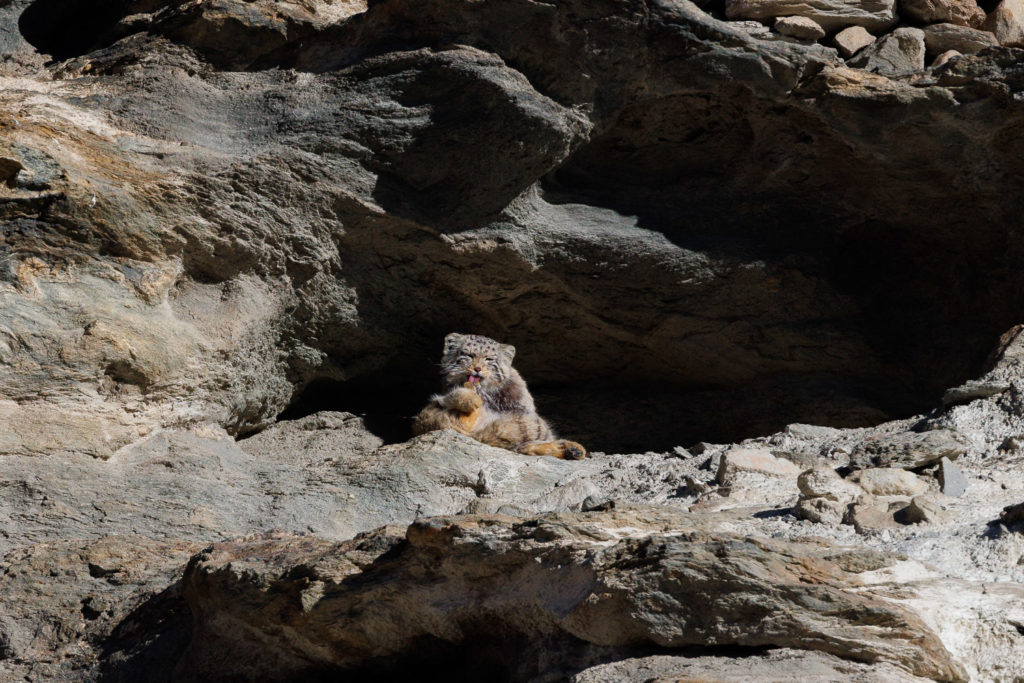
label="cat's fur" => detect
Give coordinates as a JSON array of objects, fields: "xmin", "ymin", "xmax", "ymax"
[{"xmin": 412, "ymin": 333, "xmax": 586, "ymax": 460}]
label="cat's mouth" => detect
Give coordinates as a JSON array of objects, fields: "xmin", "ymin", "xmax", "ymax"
[{"xmin": 467, "ymin": 372, "xmax": 482, "ymax": 384}]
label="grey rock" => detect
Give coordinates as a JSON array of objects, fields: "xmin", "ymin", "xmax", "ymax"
[
  {"xmin": 795, "ymin": 495, "xmax": 849, "ymax": 524},
  {"xmin": 844, "ymin": 499, "xmax": 903, "ymax": 533},
  {"xmin": 848, "ymin": 27, "xmax": 927, "ymax": 76},
  {"xmin": 942, "ymin": 377, "xmax": 1010, "ymax": 405},
  {"xmin": 938, "ymin": 456, "xmax": 969, "ymax": 497},
  {"xmin": 849, "ymin": 429, "xmax": 967, "ymax": 469},
  {"xmin": 725, "ymin": 0, "xmax": 899, "ymax": 32}
]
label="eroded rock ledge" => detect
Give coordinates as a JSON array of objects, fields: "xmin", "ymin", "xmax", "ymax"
[{"xmin": 3, "ymin": 0, "xmax": 1024, "ymax": 452}]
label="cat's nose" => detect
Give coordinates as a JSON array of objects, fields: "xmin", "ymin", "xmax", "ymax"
[{"xmin": 473, "ymin": 366, "xmax": 482, "ymax": 372}]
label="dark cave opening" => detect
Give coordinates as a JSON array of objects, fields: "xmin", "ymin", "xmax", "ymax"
[
  {"xmin": 18, "ymin": 0, "xmax": 143, "ymax": 60},
  {"xmin": 272, "ymin": 370, "xmax": 918, "ymax": 454}
]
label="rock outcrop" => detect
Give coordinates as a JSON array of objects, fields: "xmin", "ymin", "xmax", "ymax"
[{"xmin": 4, "ymin": 0, "xmax": 1024, "ymax": 679}]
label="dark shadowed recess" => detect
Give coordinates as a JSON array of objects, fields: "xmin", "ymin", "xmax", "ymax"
[
  {"xmin": 100, "ymin": 583, "xmax": 775, "ymax": 683},
  {"xmin": 274, "ymin": 372, "xmax": 908, "ymax": 454},
  {"xmin": 18, "ymin": 0, "xmax": 129, "ymax": 60}
]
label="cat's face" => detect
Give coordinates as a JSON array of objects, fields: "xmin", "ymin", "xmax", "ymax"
[{"xmin": 440, "ymin": 333, "xmax": 516, "ymax": 390}]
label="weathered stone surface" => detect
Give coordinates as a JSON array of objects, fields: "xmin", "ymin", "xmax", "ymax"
[
  {"xmin": 849, "ymin": 429, "xmax": 967, "ymax": 469},
  {"xmin": 799, "ymin": 465, "xmax": 863, "ymax": 500},
  {"xmin": 983, "ymin": 0, "xmax": 1024, "ymax": 46},
  {"xmin": 795, "ymin": 495, "xmax": 850, "ymax": 524},
  {"xmin": 848, "ymin": 27, "xmax": 927, "ymax": 76},
  {"xmin": 922, "ymin": 23, "xmax": 999, "ymax": 57},
  {"xmin": 795, "ymin": 465, "xmax": 861, "ymax": 522},
  {"xmin": 938, "ymin": 456, "xmax": 969, "ymax": 497},
  {"xmin": 725, "ymin": 0, "xmax": 898, "ymax": 32},
  {"xmin": 844, "ymin": 499, "xmax": 903, "ymax": 532},
  {"xmin": 932, "ymin": 49, "xmax": 963, "ymax": 66},
  {"xmin": 6, "ymin": 0, "xmax": 1024, "ymax": 679},
  {"xmin": 716, "ymin": 446, "xmax": 801, "ymax": 484},
  {"xmin": 834, "ymin": 25, "xmax": 877, "ymax": 57},
  {"xmin": 0, "ymin": 536, "xmax": 200, "ymax": 682},
  {"xmin": 169, "ymin": 509, "xmax": 965, "ymax": 682},
  {"xmin": 775, "ymin": 15, "xmax": 828, "ymax": 39},
  {"xmin": 852, "ymin": 467, "xmax": 930, "ymax": 496},
  {"xmin": 572, "ymin": 650, "xmax": 931, "ymax": 682},
  {"xmin": 900, "ymin": 0, "xmax": 986, "ymax": 27},
  {"xmin": 943, "ymin": 378, "xmax": 1010, "ymax": 405},
  {"xmin": 903, "ymin": 494, "xmax": 950, "ymax": 523}
]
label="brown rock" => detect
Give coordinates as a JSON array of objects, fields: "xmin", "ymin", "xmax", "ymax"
[
  {"xmin": 175, "ymin": 509, "xmax": 965, "ymax": 682},
  {"xmin": 982, "ymin": 0, "xmax": 1024, "ymax": 46},
  {"xmin": 922, "ymin": 23, "xmax": 998, "ymax": 57},
  {"xmin": 775, "ymin": 15, "xmax": 828, "ymax": 40},
  {"xmin": 932, "ymin": 49, "xmax": 963, "ymax": 66},
  {"xmin": 572, "ymin": 650, "xmax": 932, "ymax": 682},
  {"xmin": 834, "ymin": 25, "xmax": 877, "ymax": 57},
  {"xmin": 899, "ymin": 0, "xmax": 986, "ymax": 26}
]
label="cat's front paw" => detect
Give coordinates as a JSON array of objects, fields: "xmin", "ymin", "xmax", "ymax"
[{"xmin": 445, "ymin": 387, "xmax": 483, "ymax": 414}]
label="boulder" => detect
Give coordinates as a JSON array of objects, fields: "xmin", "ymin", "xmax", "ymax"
[
  {"xmin": 798, "ymin": 465, "xmax": 864, "ymax": 500},
  {"xmin": 899, "ymin": 0, "xmax": 986, "ymax": 27},
  {"xmin": 775, "ymin": 15, "xmax": 828, "ymax": 39},
  {"xmin": 171, "ymin": 509, "xmax": 965, "ymax": 682},
  {"xmin": 921, "ymin": 23, "xmax": 998, "ymax": 57},
  {"xmin": 983, "ymin": 0, "xmax": 1024, "ymax": 46},
  {"xmin": 844, "ymin": 499, "xmax": 904, "ymax": 532},
  {"xmin": 852, "ymin": 467, "xmax": 930, "ymax": 496},
  {"xmin": 903, "ymin": 495, "xmax": 950, "ymax": 524},
  {"xmin": 848, "ymin": 27, "xmax": 927, "ymax": 76},
  {"xmin": 834, "ymin": 25, "xmax": 877, "ymax": 57},
  {"xmin": 716, "ymin": 446, "xmax": 802, "ymax": 484},
  {"xmin": 938, "ymin": 456, "xmax": 969, "ymax": 497}
]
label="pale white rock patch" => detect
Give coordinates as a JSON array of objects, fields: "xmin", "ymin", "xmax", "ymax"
[{"xmin": 852, "ymin": 467, "xmax": 930, "ymax": 496}]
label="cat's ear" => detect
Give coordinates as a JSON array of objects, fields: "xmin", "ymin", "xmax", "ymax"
[
  {"xmin": 500, "ymin": 343, "xmax": 516, "ymax": 364},
  {"xmin": 443, "ymin": 333, "xmax": 465, "ymax": 353}
]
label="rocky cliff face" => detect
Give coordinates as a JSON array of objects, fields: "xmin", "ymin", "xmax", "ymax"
[{"xmin": 3, "ymin": 0, "xmax": 1024, "ymax": 680}]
